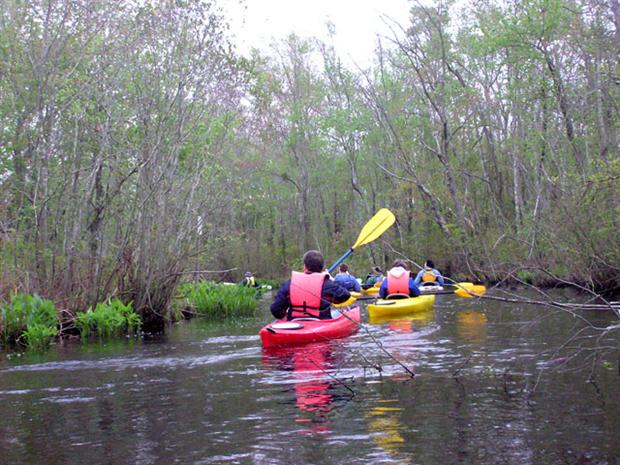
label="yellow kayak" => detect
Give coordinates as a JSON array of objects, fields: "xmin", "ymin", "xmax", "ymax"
[
  {"xmin": 334, "ymin": 291, "xmax": 362, "ymax": 308},
  {"xmin": 361, "ymin": 286, "xmax": 380, "ymax": 296},
  {"xmin": 367, "ymin": 294, "xmax": 436, "ymax": 318}
]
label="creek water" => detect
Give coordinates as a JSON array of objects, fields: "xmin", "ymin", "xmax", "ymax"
[{"xmin": 0, "ymin": 290, "xmax": 618, "ymax": 465}]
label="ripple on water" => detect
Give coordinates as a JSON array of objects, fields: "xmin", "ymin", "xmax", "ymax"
[{"xmin": 1, "ymin": 345, "xmax": 261, "ymax": 374}]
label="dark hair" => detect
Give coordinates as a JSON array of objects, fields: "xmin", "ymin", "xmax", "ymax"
[
  {"xmin": 339, "ymin": 264, "xmax": 348, "ymax": 272},
  {"xmin": 303, "ymin": 250, "xmax": 325, "ymax": 272},
  {"xmin": 372, "ymin": 266, "xmax": 382, "ymax": 274},
  {"xmin": 425, "ymin": 260, "xmax": 434, "ymax": 268},
  {"xmin": 392, "ymin": 259, "xmax": 409, "ymax": 270}
]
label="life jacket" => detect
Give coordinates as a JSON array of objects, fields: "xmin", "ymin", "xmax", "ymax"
[
  {"xmin": 421, "ymin": 270, "xmax": 436, "ymax": 283},
  {"xmin": 244, "ymin": 276, "xmax": 256, "ymax": 287},
  {"xmin": 289, "ymin": 271, "xmax": 328, "ymax": 319},
  {"xmin": 387, "ymin": 267, "xmax": 410, "ymax": 295}
]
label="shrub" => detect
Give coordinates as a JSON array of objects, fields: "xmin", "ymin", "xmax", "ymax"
[
  {"xmin": 183, "ymin": 282, "xmax": 257, "ymax": 319},
  {"xmin": 257, "ymin": 278, "xmax": 281, "ymax": 290},
  {"xmin": 75, "ymin": 299, "xmax": 141, "ymax": 340},
  {"xmin": 0, "ymin": 293, "xmax": 58, "ymax": 350}
]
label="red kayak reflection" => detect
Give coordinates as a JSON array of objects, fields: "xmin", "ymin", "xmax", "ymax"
[{"xmin": 263, "ymin": 341, "xmax": 348, "ymax": 435}]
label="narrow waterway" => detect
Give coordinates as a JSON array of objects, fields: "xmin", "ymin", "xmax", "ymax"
[{"xmin": 1, "ymin": 290, "xmax": 618, "ymax": 464}]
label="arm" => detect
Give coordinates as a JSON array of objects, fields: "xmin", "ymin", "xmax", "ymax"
[
  {"xmin": 408, "ymin": 277, "xmax": 421, "ymax": 297},
  {"xmin": 379, "ymin": 279, "xmax": 388, "ymax": 298},
  {"xmin": 270, "ymin": 280, "xmax": 291, "ymax": 319},
  {"xmin": 322, "ymin": 279, "xmax": 351, "ymax": 304},
  {"xmin": 352, "ymin": 278, "xmax": 361, "ymax": 293},
  {"xmin": 435, "ymin": 270, "xmax": 445, "ymax": 286},
  {"xmin": 413, "ymin": 270, "xmax": 424, "ymax": 286}
]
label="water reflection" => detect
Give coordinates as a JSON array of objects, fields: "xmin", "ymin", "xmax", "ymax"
[
  {"xmin": 262, "ymin": 342, "xmax": 352, "ymax": 435},
  {"xmin": 368, "ymin": 308, "xmax": 436, "ymax": 331},
  {"xmin": 456, "ymin": 310, "xmax": 488, "ymax": 344},
  {"xmin": 367, "ymin": 402, "xmax": 410, "ymax": 464}
]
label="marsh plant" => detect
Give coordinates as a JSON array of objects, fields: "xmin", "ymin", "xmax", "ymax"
[
  {"xmin": 182, "ymin": 282, "xmax": 258, "ymax": 319},
  {"xmin": 0, "ymin": 294, "xmax": 58, "ymax": 351},
  {"xmin": 75, "ymin": 299, "xmax": 142, "ymax": 340}
]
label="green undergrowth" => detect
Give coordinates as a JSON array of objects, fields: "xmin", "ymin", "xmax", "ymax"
[
  {"xmin": 0, "ymin": 293, "xmax": 58, "ymax": 351},
  {"xmin": 179, "ymin": 281, "xmax": 258, "ymax": 319},
  {"xmin": 258, "ymin": 278, "xmax": 281, "ymax": 290},
  {"xmin": 75, "ymin": 299, "xmax": 142, "ymax": 340}
]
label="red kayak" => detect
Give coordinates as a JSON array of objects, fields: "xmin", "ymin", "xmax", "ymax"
[{"xmin": 259, "ymin": 306, "xmax": 361, "ymax": 348}]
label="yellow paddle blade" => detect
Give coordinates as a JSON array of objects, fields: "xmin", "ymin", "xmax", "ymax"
[
  {"xmin": 454, "ymin": 282, "xmax": 487, "ymax": 298},
  {"xmin": 352, "ymin": 208, "xmax": 396, "ymax": 249}
]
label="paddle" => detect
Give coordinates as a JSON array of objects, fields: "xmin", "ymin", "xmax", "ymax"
[
  {"xmin": 327, "ymin": 208, "xmax": 396, "ymax": 274},
  {"xmin": 446, "ymin": 282, "xmax": 486, "ymax": 298},
  {"xmin": 348, "ymin": 282, "xmax": 487, "ymax": 303}
]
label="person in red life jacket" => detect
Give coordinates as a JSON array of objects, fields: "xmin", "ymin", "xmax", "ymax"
[
  {"xmin": 270, "ymin": 250, "xmax": 351, "ymax": 320},
  {"xmin": 379, "ymin": 259, "xmax": 421, "ymax": 299}
]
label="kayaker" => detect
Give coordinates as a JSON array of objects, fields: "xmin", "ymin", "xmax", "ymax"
[
  {"xmin": 270, "ymin": 250, "xmax": 351, "ymax": 320},
  {"xmin": 379, "ymin": 260, "xmax": 421, "ymax": 298},
  {"xmin": 240, "ymin": 271, "xmax": 259, "ymax": 288},
  {"xmin": 334, "ymin": 264, "xmax": 361, "ymax": 292},
  {"xmin": 363, "ymin": 266, "xmax": 384, "ymax": 288},
  {"xmin": 413, "ymin": 260, "xmax": 445, "ymax": 286}
]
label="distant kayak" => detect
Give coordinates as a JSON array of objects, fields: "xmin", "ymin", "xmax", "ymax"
[
  {"xmin": 361, "ymin": 286, "xmax": 380, "ymax": 296},
  {"xmin": 367, "ymin": 294, "xmax": 436, "ymax": 318},
  {"xmin": 419, "ymin": 284, "xmax": 444, "ymax": 293},
  {"xmin": 259, "ymin": 306, "xmax": 361, "ymax": 348}
]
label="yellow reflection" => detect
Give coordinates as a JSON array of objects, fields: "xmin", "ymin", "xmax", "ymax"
[
  {"xmin": 368, "ymin": 308, "xmax": 435, "ymax": 331},
  {"xmin": 456, "ymin": 310, "xmax": 488, "ymax": 344},
  {"xmin": 367, "ymin": 402, "xmax": 407, "ymax": 459}
]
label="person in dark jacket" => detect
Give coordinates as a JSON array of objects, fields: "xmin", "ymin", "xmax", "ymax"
[
  {"xmin": 270, "ymin": 250, "xmax": 351, "ymax": 320},
  {"xmin": 379, "ymin": 260, "xmax": 421, "ymax": 299},
  {"xmin": 334, "ymin": 264, "xmax": 361, "ymax": 292},
  {"xmin": 363, "ymin": 266, "xmax": 384, "ymax": 288},
  {"xmin": 240, "ymin": 271, "xmax": 260, "ymax": 288}
]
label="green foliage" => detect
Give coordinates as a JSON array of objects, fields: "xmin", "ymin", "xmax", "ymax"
[
  {"xmin": 23, "ymin": 323, "xmax": 58, "ymax": 352},
  {"xmin": 516, "ymin": 270, "xmax": 536, "ymax": 284},
  {"xmin": 0, "ymin": 293, "xmax": 58, "ymax": 351},
  {"xmin": 258, "ymin": 278, "xmax": 282, "ymax": 290},
  {"xmin": 75, "ymin": 299, "xmax": 141, "ymax": 340},
  {"xmin": 181, "ymin": 282, "xmax": 257, "ymax": 319}
]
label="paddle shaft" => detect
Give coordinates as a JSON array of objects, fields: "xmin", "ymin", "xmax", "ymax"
[
  {"xmin": 353, "ymin": 287, "xmax": 483, "ymax": 302},
  {"xmin": 328, "ymin": 248, "xmax": 353, "ymax": 274}
]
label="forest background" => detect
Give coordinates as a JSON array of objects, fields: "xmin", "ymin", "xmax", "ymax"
[{"xmin": 0, "ymin": 0, "xmax": 618, "ymax": 329}]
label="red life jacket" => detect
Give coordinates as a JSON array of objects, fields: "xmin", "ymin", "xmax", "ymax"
[
  {"xmin": 289, "ymin": 271, "xmax": 328, "ymax": 319},
  {"xmin": 387, "ymin": 267, "xmax": 410, "ymax": 295}
]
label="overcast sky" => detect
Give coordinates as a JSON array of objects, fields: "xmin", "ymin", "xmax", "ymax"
[{"xmin": 222, "ymin": 0, "xmax": 412, "ymax": 67}]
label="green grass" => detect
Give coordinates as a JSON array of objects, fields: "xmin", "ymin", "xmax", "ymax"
[
  {"xmin": 0, "ymin": 293, "xmax": 58, "ymax": 351},
  {"xmin": 257, "ymin": 278, "xmax": 282, "ymax": 290},
  {"xmin": 75, "ymin": 299, "xmax": 141, "ymax": 340},
  {"xmin": 180, "ymin": 282, "xmax": 258, "ymax": 319}
]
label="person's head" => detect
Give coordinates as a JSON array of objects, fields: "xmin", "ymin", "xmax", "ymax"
[
  {"xmin": 303, "ymin": 250, "xmax": 324, "ymax": 272},
  {"xmin": 372, "ymin": 266, "xmax": 382, "ymax": 275},
  {"xmin": 391, "ymin": 259, "xmax": 409, "ymax": 270},
  {"xmin": 424, "ymin": 260, "xmax": 434, "ymax": 269},
  {"xmin": 244, "ymin": 271, "xmax": 252, "ymax": 277},
  {"xmin": 339, "ymin": 264, "xmax": 348, "ymax": 273}
]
